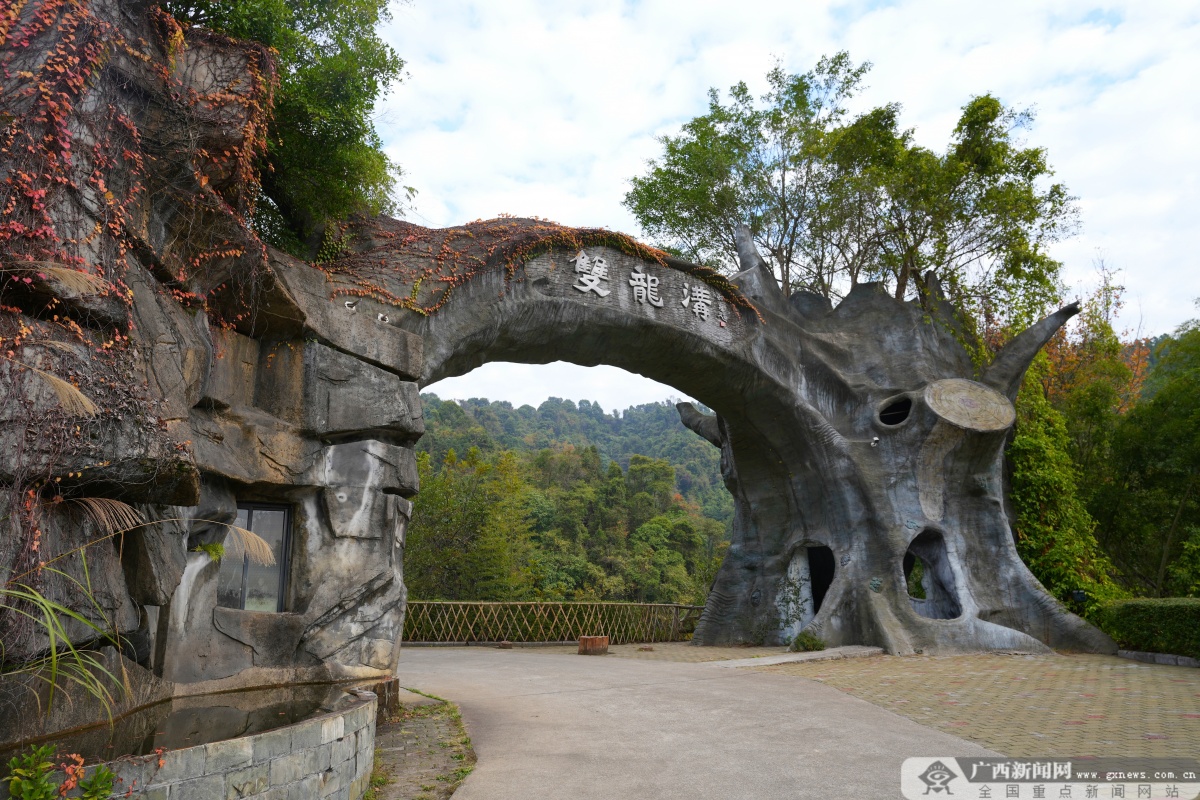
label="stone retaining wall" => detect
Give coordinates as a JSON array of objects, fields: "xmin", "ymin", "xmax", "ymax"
[{"xmin": 4, "ymin": 689, "xmax": 377, "ymax": 800}]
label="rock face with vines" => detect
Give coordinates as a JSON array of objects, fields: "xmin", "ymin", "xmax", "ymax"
[{"xmin": 0, "ymin": 0, "xmax": 423, "ymax": 743}]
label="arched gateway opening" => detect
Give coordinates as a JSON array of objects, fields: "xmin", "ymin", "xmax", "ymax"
[{"xmin": 314, "ymin": 215, "xmax": 1114, "ymax": 655}]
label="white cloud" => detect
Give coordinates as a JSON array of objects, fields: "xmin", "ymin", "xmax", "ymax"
[
  {"xmin": 424, "ymin": 362, "xmax": 692, "ymax": 414},
  {"xmin": 379, "ymin": 0, "xmax": 1200, "ymax": 408}
]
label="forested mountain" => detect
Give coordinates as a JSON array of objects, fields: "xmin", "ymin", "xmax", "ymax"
[{"xmin": 416, "ymin": 395, "xmax": 733, "ymax": 525}]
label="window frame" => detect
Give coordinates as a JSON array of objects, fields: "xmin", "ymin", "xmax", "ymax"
[{"xmin": 222, "ymin": 502, "xmax": 293, "ymax": 613}]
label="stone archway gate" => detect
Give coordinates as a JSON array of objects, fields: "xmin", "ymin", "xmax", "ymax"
[{"xmin": 301, "ymin": 215, "xmax": 1113, "ymax": 657}]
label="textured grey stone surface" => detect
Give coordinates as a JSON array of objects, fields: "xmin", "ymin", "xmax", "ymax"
[
  {"xmin": 0, "ymin": 1, "xmax": 416, "ymax": 683},
  {"xmin": 121, "ymin": 513, "xmax": 188, "ymax": 606}
]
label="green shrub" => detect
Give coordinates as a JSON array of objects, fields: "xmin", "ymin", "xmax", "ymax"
[
  {"xmin": 192, "ymin": 542, "xmax": 225, "ymax": 563},
  {"xmin": 4, "ymin": 745, "xmax": 57, "ymax": 800},
  {"xmin": 78, "ymin": 764, "xmax": 115, "ymax": 800},
  {"xmin": 1094, "ymin": 598, "xmax": 1200, "ymax": 659},
  {"xmin": 790, "ymin": 630, "xmax": 826, "ymax": 653}
]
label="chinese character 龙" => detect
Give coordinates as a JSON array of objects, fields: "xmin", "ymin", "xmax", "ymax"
[{"xmin": 629, "ymin": 265, "xmax": 663, "ymax": 307}]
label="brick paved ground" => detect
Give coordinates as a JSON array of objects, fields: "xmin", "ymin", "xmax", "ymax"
[
  {"xmin": 374, "ymin": 693, "xmax": 475, "ymax": 800},
  {"xmin": 754, "ymin": 653, "xmax": 1200, "ymax": 758}
]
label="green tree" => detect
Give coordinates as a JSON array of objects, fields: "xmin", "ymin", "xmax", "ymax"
[
  {"xmin": 1090, "ymin": 318, "xmax": 1200, "ymax": 596},
  {"xmin": 1042, "ymin": 269, "xmax": 1148, "ymax": 501},
  {"xmin": 1007, "ymin": 355, "xmax": 1125, "ymax": 614},
  {"xmin": 416, "ymin": 395, "xmax": 734, "ymax": 529},
  {"xmin": 625, "ymin": 454, "xmax": 676, "ymax": 532},
  {"xmin": 162, "ymin": 0, "xmax": 411, "ymax": 254},
  {"xmin": 405, "ymin": 440, "xmax": 726, "ymax": 605},
  {"xmin": 405, "ymin": 449, "xmax": 533, "ymax": 600},
  {"xmin": 624, "ymin": 53, "xmax": 1076, "ymax": 332},
  {"xmin": 624, "ymin": 53, "xmax": 864, "ymax": 296}
]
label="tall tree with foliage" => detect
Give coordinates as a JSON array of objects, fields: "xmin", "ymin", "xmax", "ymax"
[
  {"xmin": 1089, "ymin": 316, "xmax": 1200, "ymax": 596},
  {"xmin": 1041, "ymin": 269, "xmax": 1150, "ymax": 500},
  {"xmin": 162, "ymin": 0, "xmax": 411, "ymax": 254},
  {"xmin": 405, "ymin": 449, "xmax": 534, "ymax": 601},
  {"xmin": 1008, "ymin": 355, "xmax": 1126, "ymax": 615},
  {"xmin": 624, "ymin": 52, "xmax": 1076, "ymax": 333}
]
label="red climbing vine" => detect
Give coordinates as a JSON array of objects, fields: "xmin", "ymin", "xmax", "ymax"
[
  {"xmin": 0, "ymin": 0, "xmax": 277, "ymax": 656},
  {"xmin": 0, "ymin": 0, "xmax": 276, "ymax": 317},
  {"xmin": 319, "ymin": 215, "xmax": 760, "ymax": 319}
]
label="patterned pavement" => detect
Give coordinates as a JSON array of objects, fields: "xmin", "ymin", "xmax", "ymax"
[
  {"xmin": 521, "ymin": 641, "xmax": 792, "ymax": 662},
  {"xmin": 754, "ymin": 652, "xmax": 1200, "ymax": 758}
]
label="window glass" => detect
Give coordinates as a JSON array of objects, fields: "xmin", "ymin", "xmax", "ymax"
[
  {"xmin": 215, "ymin": 506, "xmax": 290, "ymax": 612},
  {"xmin": 244, "ymin": 509, "xmax": 288, "ymax": 612},
  {"xmin": 216, "ymin": 509, "xmax": 250, "ymax": 610}
]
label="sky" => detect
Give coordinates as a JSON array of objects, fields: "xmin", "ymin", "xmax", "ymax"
[{"xmin": 376, "ymin": 1, "xmax": 1200, "ymax": 414}]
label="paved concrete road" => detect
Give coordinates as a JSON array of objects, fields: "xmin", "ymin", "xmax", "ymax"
[{"xmin": 394, "ymin": 647, "xmax": 996, "ymax": 799}]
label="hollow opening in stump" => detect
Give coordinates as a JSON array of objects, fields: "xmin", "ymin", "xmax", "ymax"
[
  {"xmin": 879, "ymin": 397, "xmax": 913, "ymax": 426},
  {"xmin": 903, "ymin": 529, "xmax": 962, "ymax": 620},
  {"xmin": 903, "ymin": 552, "xmax": 927, "ymax": 599},
  {"xmin": 807, "ymin": 546, "xmax": 835, "ymax": 613}
]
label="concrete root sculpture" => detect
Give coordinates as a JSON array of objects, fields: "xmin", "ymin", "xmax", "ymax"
[{"xmin": 326, "ymin": 217, "xmax": 1114, "ymax": 655}]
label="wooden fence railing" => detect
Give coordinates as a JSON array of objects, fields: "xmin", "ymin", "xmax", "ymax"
[{"xmin": 403, "ymin": 601, "xmax": 704, "ymax": 645}]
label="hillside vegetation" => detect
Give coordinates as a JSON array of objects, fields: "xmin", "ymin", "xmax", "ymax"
[{"xmin": 407, "ymin": 397, "xmax": 730, "ymax": 604}]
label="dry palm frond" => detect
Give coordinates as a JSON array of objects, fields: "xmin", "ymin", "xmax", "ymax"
[
  {"xmin": 225, "ymin": 524, "xmax": 276, "ymax": 566},
  {"xmin": 38, "ymin": 340, "xmax": 82, "ymax": 355},
  {"xmin": 0, "ymin": 263, "xmax": 113, "ymax": 296},
  {"xmin": 20, "ymin": 362, "xmax": 99, "ymax": 417},
  {"xmin": 0, "ymin": 354, "xmax": 98, "ymax": 417},
  {"xmin": 63, "ymin": 498, "xmax": 144, "ymax": 536}
]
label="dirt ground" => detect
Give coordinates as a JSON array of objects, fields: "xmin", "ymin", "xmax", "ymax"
[{"xmin": 367, "ymin": 690, "xmax": 476, "ymax": 800}]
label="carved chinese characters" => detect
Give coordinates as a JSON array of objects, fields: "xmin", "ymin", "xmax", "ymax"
[
  {"xmin": 629, "ymin": 264, "xmax": 664, "ymax": 307},
  {"xmin": 569, "ymin": 250, "xmax": 729, "ymax": 328},
  {"xmin": 570, "ymin": 250, "xmax": 611, "ymax": 296},
  {"xmin": 681, "ymin": 283, "xmax": 712, "ymax": 320}
]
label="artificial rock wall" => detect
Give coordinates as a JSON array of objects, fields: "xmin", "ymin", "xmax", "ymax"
[
  {"xmin": 326, "ymin": 216, "xmax": 1118, "ymax": 657},
  {"xmin": 0, "ymin": 0, "xmax": 420, "ymax": 688}
]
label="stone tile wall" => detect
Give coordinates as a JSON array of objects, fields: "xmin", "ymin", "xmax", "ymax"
[{"xmin": 4, "ymin": 689, "xmax": 377, "ymax": 800}]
